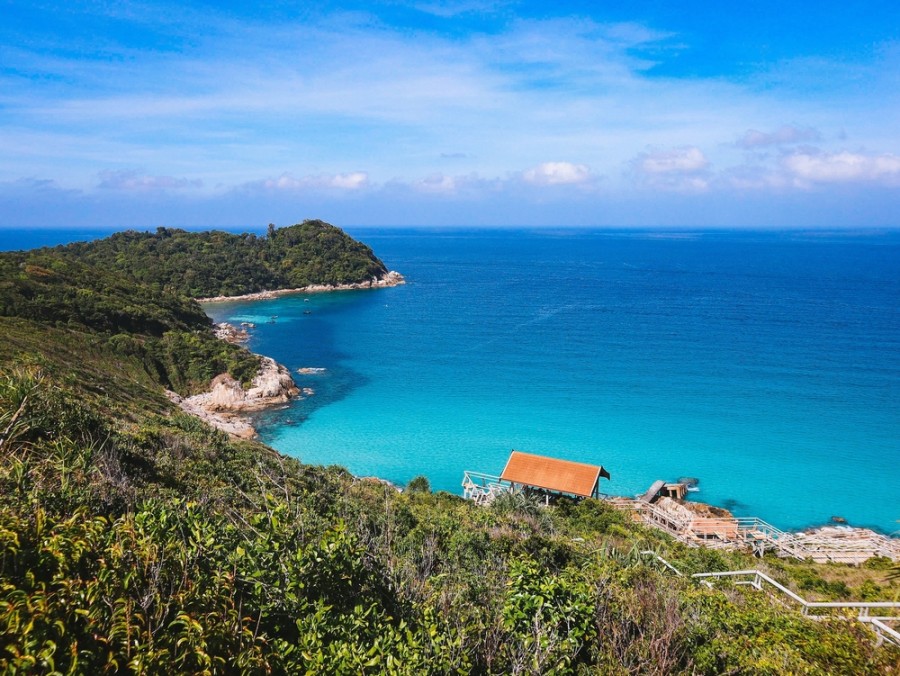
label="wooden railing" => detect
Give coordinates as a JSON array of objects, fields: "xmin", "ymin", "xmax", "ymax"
[
  {"xmin": 634, "ymin": 554, "xmax": 900, "ymax": 648},
  {"xmin": 461, "ymin": 471, "xmax": 511, "ymax": 505},
  {"xmin": 631, "ymin": 500, "xmax": 693, "ymax": 535},
  {"xmin": 692, "ymin": 569, "xmax": 900, "ymax": 648},
  {"xmin": 463, "ymin": 479, "xmax": 900, "ymax": 648},
  {"xmin": 638, "ymin": 550, "xmax": 684, "ymax": 576}
]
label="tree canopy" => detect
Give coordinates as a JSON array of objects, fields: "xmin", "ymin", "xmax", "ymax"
[{"xmin": 57, "ymin": 220, "xmax": 389, "ymax": 298}]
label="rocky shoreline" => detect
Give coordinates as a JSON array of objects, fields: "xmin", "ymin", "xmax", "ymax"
[
  {"xmin": 196, "ymin": 270, "xmax": 405, "ymax": 304},
  {"xmin": 167, "ymin": 355, "xmax": 300, "ymax": 439},
  {"xmin": 170, "ymin": 271, "xmax": 404, "ymax": 437}
]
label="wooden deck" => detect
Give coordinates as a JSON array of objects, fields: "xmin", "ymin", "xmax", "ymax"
[{"xmin": 626, "ymin": 498, "xmax": 900, "ymax": 563}]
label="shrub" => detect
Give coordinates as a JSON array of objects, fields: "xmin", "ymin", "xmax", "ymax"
[{"xmin": 406, "ymin": 475, "xmax": 431, "ymax": 494}]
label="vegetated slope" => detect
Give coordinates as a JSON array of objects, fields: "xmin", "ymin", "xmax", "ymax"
[
  {"xmin": 0, "ymin": 367, "xmax": 897, "ymax": 675},
  {"xmin": 0, "ymin": 225, "xmax": 897, "ymax": 674},
  {"xmin": 0, "ymin": 251, "xmax": 209, "ymax": 335},
  {"xmin": 0, "ymin": 247, "xmax": 258, "ymax": 396},
  {"xmin": 57, "ymin": 219, "xmax": 390, "ymax": 298}
]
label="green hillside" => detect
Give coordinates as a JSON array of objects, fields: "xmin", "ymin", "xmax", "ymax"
[
  {"xmin": 0, "ymin": 247, "xmax": 258, "ymax": 397},
  {"xmin": 0, "ymin": 224, "xmax": 897, "ymax": 674}
]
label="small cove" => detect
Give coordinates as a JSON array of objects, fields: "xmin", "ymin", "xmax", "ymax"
[{"xmin": 205, "ymin": 228, "xmax": 900, "ymax": 534}]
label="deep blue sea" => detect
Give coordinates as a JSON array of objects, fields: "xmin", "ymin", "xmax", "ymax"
[{"xmin": 3, "ymin": 227, "xmax": 898, "ymax": 533}]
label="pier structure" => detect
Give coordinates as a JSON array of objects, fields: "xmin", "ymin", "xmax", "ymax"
[
  {"xmin": 462, "ymin": 454, "xmax": 899, "ymax": 564},
  {"xmin": 621, "ymin": 495, "xmax": 900, "ymax": 563}
]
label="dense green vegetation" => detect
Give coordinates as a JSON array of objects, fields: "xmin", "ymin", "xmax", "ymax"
[
  {"xmin": 0, "ymin": 224, "xmax": 897, "ymax": 674},
  {"xmin": 0, "ymin": 252, "xmax": 207, "ymax": 335},
  {"xmin": 55, "ymin": 220, "xmax": 389, "ymax": 298},
  {"xmin": 0, "ymin": 251, "xmax": 257, "ymax": 397}
]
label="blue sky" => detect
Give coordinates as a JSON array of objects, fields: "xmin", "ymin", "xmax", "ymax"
[{"xmin": 1, "ymin": 0, "xmax": 899, "ymax": 228}]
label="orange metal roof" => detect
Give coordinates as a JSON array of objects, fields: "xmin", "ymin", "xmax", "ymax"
[{"xmin": 500, "ymin": 450, "xmax": 610, "ymax": 498}]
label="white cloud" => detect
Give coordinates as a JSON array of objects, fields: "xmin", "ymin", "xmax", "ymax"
[
  {"xmin": 637, "ymin": 147, "xmax": 708, "ymax": 174},
  {"xmin": 401, "ymin": 171, "xmax": 504, "ymax": 196},
  {"xmin": 722, "ymin": 166, "xmax": 789, "ymax": 191},
  {"xmin": 522, "ymin": 161, "xmax": 592, "ymax": 186},
  {"xmin": 263, "ymin": 172, "xmax": 370, "ymax": 191},
  {"xmin": 264, "ymin": 175, "xmax": 305, "ymax": 190},
  {"xmin": 412, "ymin": 0, "xmax": 507, "ymax": 18},
  {"xmin": 631, "ymin": 147, "xmax": 710, "ymax": 192},
  {"xmin": 737, "ymin": 125, "xmax": 821, "ymax": 148},
  {"xmin": 414, "ymin": 173, "xmax": 460, "ymax": 194},
  {"xmin": 782, "ymin": 151, "xmax": 900, "ymax": 185},
  {"xmin": 328, "ymin": 172, "xmax": 370, "ymax": 190},
  {"xmin": 97, "ymin": 170, "xmax": 202, "ymax": 191}
]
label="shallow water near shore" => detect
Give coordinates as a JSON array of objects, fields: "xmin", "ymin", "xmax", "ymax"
[{"xmin": 206, "ymin": 228, "xmax": 898, "ymax": 533}]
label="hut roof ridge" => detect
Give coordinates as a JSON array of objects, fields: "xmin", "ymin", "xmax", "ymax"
[{"xmin": 500, "ymin": 449, "xmax": 610, "ymax": 498}]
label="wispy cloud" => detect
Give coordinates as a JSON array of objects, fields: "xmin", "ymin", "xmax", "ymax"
[
  {"xmin": 631, "ymin": 147, "xmax": 710, "ymax": 191},
  {"xmin": 1, "ymin": 2, "xmax": 899, "ymax": 226},
  {"xmin": 411, "ymin": 173, "xmax": 462, "ymax": 194},
  {"xmin": 721, "ymin": 165, "xmax": 789, "ymax": 191},
  {"xmin": 0, "ymin": 12, "xmax": 694, "ymax": 184},
  {"xmin": 522, "ymin": 161, "xmax": 593, "ymax": 186},
  {"xmin": 411, "ymin": 0, "xmax": 509, "ymax": 18},
  {"xmin": 636, "ymin": 147, "xmax": 708, "ymax": 174},
  {"xmin": 0, "ymin": 177, "xmax": 69, "ymax": 194},
  {"xmin": 737, "ymin": 125, "xmax": 821, "ymax": 148},
  {"xmin": 257, "ymin": 172, "xmax": 371, "ymax": 192},
  {"xmin": 97, "ymin": 170, "xmax": 202, "ymax": 191},
  {"xmin": 782, "ymin": 150, "xmax": 900, "ymax": 186}
]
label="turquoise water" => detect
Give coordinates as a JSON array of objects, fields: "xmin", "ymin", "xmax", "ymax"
[{"xmin": 203, "ymin": 229, "xmax": 899, "ymax": 534}]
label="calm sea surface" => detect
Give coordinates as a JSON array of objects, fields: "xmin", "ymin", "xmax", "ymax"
[{"xmin": 4, "ymin": 227, "xmax": 898, "ymax": 532}]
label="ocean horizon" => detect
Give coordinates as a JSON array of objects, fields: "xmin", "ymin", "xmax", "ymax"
[{"xmin": 4, "ymin": 226, "xmax": 898, "ymax": 534}]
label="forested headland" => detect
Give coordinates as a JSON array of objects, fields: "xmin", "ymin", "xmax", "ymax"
[
  {"xmin": 54, "ymin": 219, "xmax": 390, "ymax": 298},
  {"xmin": 0, "ymin": 221, "xmax": 897, "ymax": 674}
]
